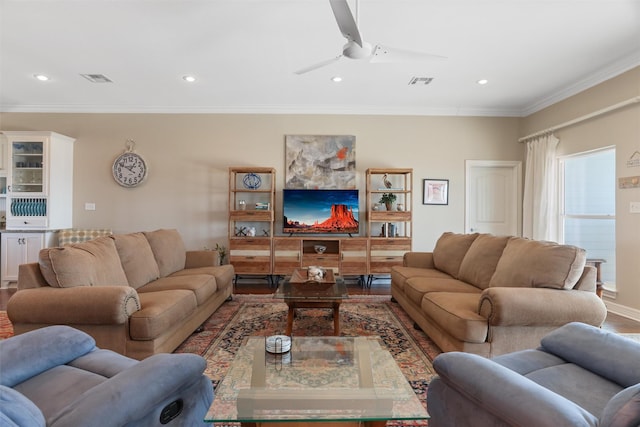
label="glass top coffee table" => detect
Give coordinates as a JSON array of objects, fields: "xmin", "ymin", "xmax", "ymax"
[
  {"xmin": 273, "ymin": 270, "xmax": 349, "ymax": 336},
  {"xmin": 205, "ymin": 336, "xmax": 429, "ymax": 426}
]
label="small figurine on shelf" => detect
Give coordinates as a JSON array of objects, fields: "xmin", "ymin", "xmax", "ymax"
[
  {"xmin": 214, "ymin": 243, "xmax": 227, "ymax": 265},
  {"xmin": 382, "ymin": 173, "xmax": 393, "ymax": 189}
]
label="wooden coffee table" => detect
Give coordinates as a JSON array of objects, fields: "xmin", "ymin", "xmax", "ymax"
[{"xmin": 273, "ymin": 269, "xmax": 348, "ymax": 336}]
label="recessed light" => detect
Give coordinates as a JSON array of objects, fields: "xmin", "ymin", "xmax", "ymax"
[
  {"xmin": 183, "ymin": 75, "xmax": 197, "ymax": 83},
  {"xmin": 477, "ymin": 79, "xmax": 489, "ymax": 85},
  {"xmin": 34, "ymin": 74, "xmax": 50, "ymax": 81},
  {"xmin": 331, "ymin": 76, "xmax": 342, "ymax": 83}
]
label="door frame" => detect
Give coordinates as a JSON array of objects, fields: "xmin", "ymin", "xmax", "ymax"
[{"xmin": 464, "ymin": 160, "xmax": 522, "ymax": 236}]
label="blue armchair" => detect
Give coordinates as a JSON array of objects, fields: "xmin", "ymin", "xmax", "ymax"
[
  {"xmin": 427, "ymin": 322, "xmax": 640, "ymax": 427},
  {"xmin": 0, "ymin": 325, "xmax": 213, "ymax": 426}
]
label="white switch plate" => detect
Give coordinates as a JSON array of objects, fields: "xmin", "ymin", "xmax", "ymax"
[
  {"xmin": 85, "ymin": 202, "xmax": 96, "ymax": 211},
  {"xmin": 630, "ymin": 202, "xmax": 640, "ymax": 213}
]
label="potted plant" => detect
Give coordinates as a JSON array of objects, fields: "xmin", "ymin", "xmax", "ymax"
[
  {"xmin": 214, "ymin": 243, "xmax": 227, "ymax": 265},
  {"xmin": 379, "ymin": 193, "xmax": 397, "ymax": 211}
]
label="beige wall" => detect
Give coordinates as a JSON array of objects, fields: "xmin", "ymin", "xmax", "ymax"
[
  {"xmin": 2, "ymin": 66, "xmax": 637, "ymax": 314},
  {"xmin": 0, "ymin": 113, "xmax": 522, "ymax": 253},
  {"xmin": 521, "ymin": 66, "xmax": 640, "ymax": 316}
]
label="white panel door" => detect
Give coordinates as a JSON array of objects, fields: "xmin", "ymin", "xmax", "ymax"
[{"xmin": 465, "ymin": 160, "xmax": 522, "ymax": 236}]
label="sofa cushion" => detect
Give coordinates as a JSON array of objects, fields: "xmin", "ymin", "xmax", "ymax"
[
  {"xmin": 130, "ymin": 290, "xmax": 197, "ymax": 340},
  {"xmin": 0, "ymin": 325, "xmax": 97, "ymax": 387},
  {"xmin": 421, "ymin": 292, "xmax": 488, "ymax": 343},
  {"xmin": 489, "ymin": 237, "xmax": 586, "ymax": 290},
  {"xmin": 432, "ymin": 232, "xmax": 479, "ymax": 278},
  {"xmin": 169, "ymin": 264, "xmax": 235, "ymax": 293},
  {"xmin": 458, "ymin": 234, "xmax": 510, "ymax": 289},
  {"xmin": 143, "ymin": 229, "xmax": 186, "ymax": 277},
  {"xmin": 111, "ymin": 233, "xmax": 160, "ymax": 290},
  {"xmin": 391, "ymin": 266, "xmax": 453, "ymax": 292},
  {"xmin": 38, "ymin": 237, "xmax": 129, "ymax": 288},
  {"xmin": 405, "ymin": 277, "xmax": 480, "ymax": 307},
  {"xmin": 540, "ymin": 322, "xmax": 640, "ymax": 388},
  {"xmin": 138, "ymin": 275, "xmax": 217, "ymax": 306}
]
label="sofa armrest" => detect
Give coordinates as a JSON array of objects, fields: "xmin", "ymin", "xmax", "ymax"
[
  {"xmin": 430, "ymin": 352, "xmax": 598, "ymax": 427},
  {"xmin": 7, "ymin": 286, "xmax": 140, "ymax": 325},
  {"xmin": 49, "ymin": 353, "xmax": 212, "ymax": 426},
  {"xmin": 185, "ymin": 250, "xmax": 217, "ymax": 269},
  {"xmin": 0, "ymin": 386, "xmax": 46, "ymax": 427},
  {"xmin": 403, "ymin": 252, "xmax": 435, "ymax": 268},
  {"xmin": 478, "ymin": 287, "xmax": 607, "ymax": 327},
  {"xmin": 17, "ymin": 263, "xmax": 49, "ymax": 290}
]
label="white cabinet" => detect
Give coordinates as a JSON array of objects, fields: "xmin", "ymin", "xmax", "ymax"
[
  {"xmin": 3, "ymin": 131, "xmax": 75, "ymax": 230},
  {"xmin": 1, "ymin": 231, "xmax": 55, "ymax": 286},
  {"xmin": 0, "ymin": 136, "xmax": 7, "ymax": 172},
  {"xmin": 0, "ymin": 136, "xmax": 7, "ymax": 228}
]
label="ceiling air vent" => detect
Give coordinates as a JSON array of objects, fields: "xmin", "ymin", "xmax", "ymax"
[
  {"xmin": 408, "ymin": 77, "xmax": 433, "ymax": 86},
  {"xmin": 80, "ymin": 74, "xmax": 113, "ymax": 83}
]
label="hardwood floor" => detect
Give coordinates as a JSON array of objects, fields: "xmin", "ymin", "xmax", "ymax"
[{"xmin": 2, "ymin": 280, "xmax": 639, "ymax": 333}]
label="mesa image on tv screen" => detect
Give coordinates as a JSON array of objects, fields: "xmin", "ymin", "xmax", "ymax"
[{"xmin": 283, "ymin": 189, "xmax": 359, "ymax": 235}]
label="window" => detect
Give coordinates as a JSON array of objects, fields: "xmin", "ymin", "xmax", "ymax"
[{"xmin": 559, "ymin": 147, "xmax": 615, "ymax": 289}]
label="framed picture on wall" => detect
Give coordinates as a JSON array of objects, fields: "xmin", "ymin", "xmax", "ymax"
[{"xmin": 423, "ymin": 179, "xmax": 449, "ymax": 205}]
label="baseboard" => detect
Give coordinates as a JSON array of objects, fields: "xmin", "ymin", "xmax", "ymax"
[{"xmin": 604, "ymin": 300, "xmax": 640, "ymax": 322}]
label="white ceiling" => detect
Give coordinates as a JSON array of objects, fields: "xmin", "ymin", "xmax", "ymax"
[{"xmin": 1, "ymin": 0, "xmax": 639, "ymax": 116}]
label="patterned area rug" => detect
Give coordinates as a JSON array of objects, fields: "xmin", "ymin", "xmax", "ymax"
[{"xmin": 175, "ymin": 294, "xmax": 441, "ymax": 426}]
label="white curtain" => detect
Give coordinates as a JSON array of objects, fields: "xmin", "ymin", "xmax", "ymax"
[{"xmin": 522, "ymin": 133, "xmax": 559, "ymax": 241}]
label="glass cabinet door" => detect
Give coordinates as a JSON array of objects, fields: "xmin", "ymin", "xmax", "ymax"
[{"xmin": 11, "ymin": 141, "xmax": 44, "ymax": 193}]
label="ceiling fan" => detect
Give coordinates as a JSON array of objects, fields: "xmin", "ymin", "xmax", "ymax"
[{"xmin": 294, "ymin": 0, "xmax": 446, "ymax": 75}]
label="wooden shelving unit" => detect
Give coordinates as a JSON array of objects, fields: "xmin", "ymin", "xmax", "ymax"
[
  {"xmin": 366, "ymin": 168, "xmax": 413, "ymax": 275},
  {"xmin": 228, "ymin": 167, "xmax": 276, "ymax": 279}
]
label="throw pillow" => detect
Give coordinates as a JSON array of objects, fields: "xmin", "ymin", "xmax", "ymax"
[
  {"xmin": 489, "ymin": 237, "xmax": 586, "ymax": 289},
  {"xmin": 111, "ymin": 232, "xmax": 160, "ymax": 289},
  {"xmin": 39, "ymin": 237, "xmax": 129, "ymax": 288},
  {"xmin": 432, "ymin": 232, "xmax": 479, "ymax": 278},
  {"xmin": 458, "ymin": 234, "xmax": 510, "ymax": 289},
  {"xmin": 143, "ymin": 229, "xmax": 187, "ymax": 277}
]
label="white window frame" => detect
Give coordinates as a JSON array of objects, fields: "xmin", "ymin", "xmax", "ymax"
[{"xmin": 557, "ymin": 146, "xmax": 616, "ymax": 290}]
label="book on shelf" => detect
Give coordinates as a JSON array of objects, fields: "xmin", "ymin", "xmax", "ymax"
[{"xmin": 255, "ymin": 202, "xmax": 271, "ymax": 210}]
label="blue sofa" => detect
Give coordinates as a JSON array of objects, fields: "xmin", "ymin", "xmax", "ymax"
[
  {"xmin": 427, "ymin": 322, "xmax": 640, "ymax": 427},
  {"xmin": 0, "ymin": 325, "xmax": 213, "ymax": 426}
]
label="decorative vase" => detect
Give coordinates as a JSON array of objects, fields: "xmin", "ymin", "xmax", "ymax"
[{"xmin": 385, "ymin": 202, "xmax": 393, "ymax": 211}]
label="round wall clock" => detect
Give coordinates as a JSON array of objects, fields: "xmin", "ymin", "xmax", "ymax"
[{"xmin": 112, "ymin": 139, "xmax": 148, "ymax": 188}]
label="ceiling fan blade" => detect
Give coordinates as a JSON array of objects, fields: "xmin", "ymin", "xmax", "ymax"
[
  {"xmin": 370, "ymin": 44, "xmax": 447, "ymax": 63},
  {"xmin": 294, "ymin": 55, "xmax": 343, "ymax": 75},
  {"xmin": 329, "ymin": 0, "xmax": 363, "ymax": 47}
]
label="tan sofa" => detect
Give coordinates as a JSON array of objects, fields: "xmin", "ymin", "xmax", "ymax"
[
  {"xmin": 391, "ymin": 232, "xmax": 607, "ymax": 358},
  {"xmin": 7, "ymin": 229, "xmax": 234, "ymax": 360}
]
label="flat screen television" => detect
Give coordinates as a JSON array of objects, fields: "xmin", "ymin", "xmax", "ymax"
[{"xmin": 283, "ymin": 189, "xmax": 359, "ymax": 235}]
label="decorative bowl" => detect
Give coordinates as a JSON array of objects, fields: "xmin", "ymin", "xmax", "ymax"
[{"xmin": 314, "ymin": 245, "xmax": 327, "ymax": 254}]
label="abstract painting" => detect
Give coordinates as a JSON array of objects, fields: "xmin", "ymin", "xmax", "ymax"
[{"xmin": 285, "ymin": 135, "xmax": 356, "ymax": 189}]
